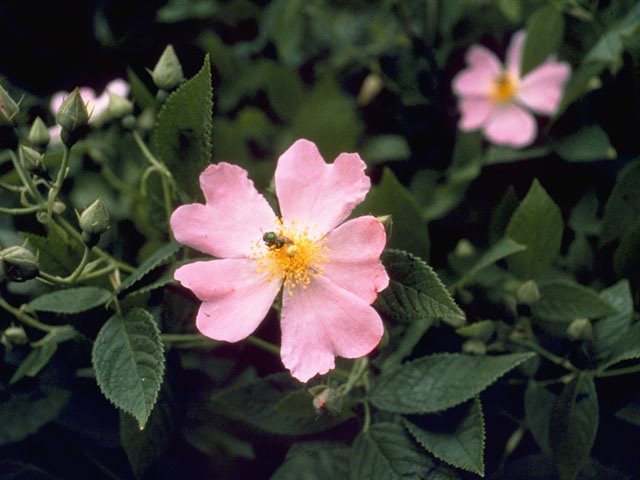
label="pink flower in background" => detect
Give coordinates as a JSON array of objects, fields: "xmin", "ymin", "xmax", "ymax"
[
  {"xmin": 171, "ymin": 139, "xmax": 389, "ymax": 382},
  {"xmin": 452, "ymin": 31, "xmax": 571, "ymax": 148},
  {"xmin": 49, "ymin": 78, "xmax": 130, "ymax": 143}
]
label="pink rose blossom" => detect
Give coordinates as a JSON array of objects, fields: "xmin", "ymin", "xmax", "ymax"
[
  {"xmin": 49, "ymin": 78, "xmax": 130, "ymax": 143},
  {"xmin": 170, "ymin": 139, "xmax": 389, "ymax": 382},
  {"xmin": 452, "ymin": 30, "xmax": 571, "ymax": 148}
]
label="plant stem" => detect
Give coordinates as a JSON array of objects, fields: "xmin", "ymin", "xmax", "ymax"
[
  {"xmin": 132, "ymin": 130, "xmax": 172, "ymax": 179},
  {"xmin": 9, "ymin": 150, "xmax": 42, "ymax": 202},
  {"xmin": 0, "ymin": 296, "xmax": 55, "ymax": 332},
  {"xmin": 47, "ymin": 145, "xmax": 70, "ymax": 222},
  {"xmin": 510, "ymin": 337, "xmax": 578, "ymax": 372},
  {"xmin": 38, "ymin": 246, "xmax": 90, "ymax": 285},
  {"xmin": 0, "ymin": 205, "xmax": 40, "ymax": 215},
  {"xmin": 597, "ymin": 363, "xmax": 640, "ymax": 378}
]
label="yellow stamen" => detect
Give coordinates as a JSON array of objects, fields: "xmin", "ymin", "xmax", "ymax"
[
  {"xmin": 251, "ymin": 219, "xmax": 329, "ymax": 295},
  {"xmin": 490, "ymin": 71, "xmax": 518, "ymax": 104}
]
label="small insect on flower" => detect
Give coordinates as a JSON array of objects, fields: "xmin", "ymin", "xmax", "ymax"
[{"xmin": 262, "ymin": 231, "xmax": 293, "ymax": 249}]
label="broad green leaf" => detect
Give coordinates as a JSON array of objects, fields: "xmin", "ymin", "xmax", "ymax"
[
  {"xmin": 453, "ymin": 238, "xmax": 527, "ymax": 289},
  {"xmin": 379, "ymin": 317, "xmax": 436, "ymax": 371},
  {"xmin": 350, "ymin": 422, "xmax": 457, "ymax": 480},
  {"xmin": 115, "ymin": 241, "xmax": 181, "ymax": 296},
  {"xmin": 521, "ymin": 6, "xmax": 565, "ymax": 76},
  {"xmin": 600, "ymin": 323, "xmax": 640, "ymax": 370},
  {"xmin": 260, "ymin": 60, "xmax": 305, "ymax": 122},
  {"xmin": 532, "ymin": 280, "xmax": 618, "ymax": 322},
  {"xmin": 568, "ymin": 192, "xmax": 600, "ymax": 236},
  {"xmin": 524, "ymin": 383, "xmax": 556, "ymax": 453},
  {"xmin": 555, "ymin": 126, "xmax": 615, "ymax": 162},
  {"xmin": 208, "ymin": 373, "xmax": 353, "ymax": 436},
  {"xmin": 497, "ymin": 0, "xmax": 522, "ymax": 22},
  {"xmin": 483, "ymin": 145, "xmax": 550, "ymax": 165},
  {"xmin": 489, "ymin": 185, "xmax": 519, "ymax": 243},
  {"xmin": 268, "ymin": 0, "xmax": 304, "ymax": 68},
  {"xmin": 22, "ymin": 223, "xmax": 84, "ymax": 276},
  {"xmin": 127, "ymin": 67, "xmax": 155, "ymax": 110},
  {"xmin": 292, "ymin": 76, "xmax": 362, "ymax": 160},
  {"xmin": 153, "ymin": 55, "xmax": 213, "ymax": 201},
  {"xmin": 271, "ymin": 442, "xmax": 349, "ymax": 480},
  {"xmin": 505, "ymin": 179, "xmax": 563, "ymax": 279},
  {"xmin": 126, "ymin": 260, "xmax": 187, "ymax": 297},
  {"xmin": 370, "ymin": 352, "xmax": 535, "ymax": 414},
  {"xmin": 403, "ymin": 398, "xmax": 485, "ymax": 476},
  {"xmin": 0, "ymin": 386, "xmax": 71, "ymax": 446},
  {"xmin": 355, "ymin": 169, "xmax": 430, "ymax": 259},
  {"xmin": 593, "ymin": 280, "xmax": 633, "ymax": 363},
  {"xmin": 30, "ymin": 286, "xmax": 112, "ymax": 314},
  {"xmin": 600, "ymin": 158, "xmax": 640, "ymax": 246},
  {"xmin": 362, "ymin": 135, "xmax": 411, "ymax": 165},
  {"xmin": 549, "ymin": 374, "xmax": 598, "ymax": 480},
  {"xmin": 92, "ymin": 309, "xmax": 165, "ymax": 429},
  {"xmin": 374, "ymin": 250, "xmax": 463, "ymax": 325}
]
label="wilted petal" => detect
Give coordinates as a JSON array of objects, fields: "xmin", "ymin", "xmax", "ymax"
[
  {"xmin": 170, "ymin": 163, "xmax": 276, "ymax": 258},
  {"xmin": 458, "ymin": 97, "xmax": 495, "ymax": 130},
  {"xmin": 518, "ymin": 60, "xmax": 571, "ymax": 115},
  {"xmin": 275, "ymin": 139, "xmax": 370, "ymax": 237},
  {"xmin": 280, "ymin": 276, "xmax": 384, "ymax": 382},
  {"xmin": 322, "ymin": 216, "xmax": 388, "ymax": 304},
  {"xmin": 484, "ymin": 104, "xmax": 537, "ymax": 148},
  {"xmin": 174, "ymin": 258, "xmax": 281, "ymax": 342},
  {"xmin": 452, "ymin": 46, "xmax": 502, "ymax": 97}
]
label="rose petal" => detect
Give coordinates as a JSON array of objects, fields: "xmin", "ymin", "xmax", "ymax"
[
  {"xmin": 484, "ymin": 104, "xmax": 537, "ymax": 148},
  {"xmin": 105, "ymin": 78, "xmax": 130, "ymax": 98},
  {"xmin": 452, "ymin": 46, "xmax": 502, "ymax": 97},
  {"xmin": 280, "ymin": 276, "xmax": 384, "ymax": 382},
  {"xmin": 50, "ymin": 92, "xmax": 66, "ymax": 115},
  {"xmin": 506, "ymin": 30, "xmax": 526, "ymax": 77},
  {"xmin": 170, "ymin": 163, "xmax": 276, "ymax": 258},
  {"xmin": 518, "ymin": 60, "xmax": 571, "ymax": 115},
  {"xmin": 458, "ymin": 97, "xmax": 495, "ymax": 130},
  {"xmin": 322, "ymin": 216, "xmax": 389, "ymax": 304},
  {"xmin": 174, "ymin": 258, "xmax": 281, "ymax": 342},
  {"xmin": 275, "ymin": 139, "xmax": 370, "ymax": 236}
]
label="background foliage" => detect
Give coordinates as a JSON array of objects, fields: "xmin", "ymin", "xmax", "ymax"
[{"xmin": 1, "ymin": 0, "xmax": 640, "ymax": 479}]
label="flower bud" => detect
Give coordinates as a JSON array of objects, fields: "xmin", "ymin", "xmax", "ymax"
[
  {"xmin": 454, "ymin": 239, "xmax": 475, "ymax": 258},
  {"xmin": 376, "ymin": 214, "xmax": 392, "ymax": 238},
  {"xmin": 456, "ymin": 319, "xmax": 495, "ymax": 342},
  {"xmin": 1, "ymin": 245, "xmax": 39, "ymax": 282},
  {"xmin": 309, "ymin": 386, "xmax": 344, "ymax": 415},
  {"xmin": 0, "ymin": 84, "xmax": 19, "ymax": 124},
  {"xmin": 357, "ymin": 73, "xmax": 383, "ymax": 105},
  {"xmin": 151, "ymin": 45, "xmax": 185, "ymax": 90},
  {"xmin": 28, "ymin": 117, "xmax": 51, "ymax": 148},
  {"xmin": 79, "ymin": 198, "xmax": 110, "ymax": 247},
  {"xmin": 19, "ymin": 145, "xmax": 48, "ymax": 178},
  {"xmin": 566, "ymin": 318, "xmax": 592, "ymax": 341},
  {"xmin": 56, "ymin": 88, "xmax": 90, "ymax": 133},
  {"xmin": 515, "ymin": 280, "xmax": 540, "ymax": 305},
  {"xmin": 2, "ymin": 325, "xmax": 28, "ymax": 346},
  {"xmin": 107, "ymin": 92, "xmax": 133, "ymax": 119},
  {"xmin": 462, "ymin": 339, "xmax": 487, "ymax": 355}
]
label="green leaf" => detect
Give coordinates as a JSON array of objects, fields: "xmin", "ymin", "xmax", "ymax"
[
  {"xmin": 497, "ymin": 0, "xmax": 522, "ymax": 23},
  {"xmin": 532, "ymin": 280, "xmax": 619, "ymax": 322},
  {"xmin": 271, "ymin": 442, "xmax": 350, "ymax": 480},
  {"xmin": 292, "ymin": 76, "xmax": 362, "ymax": 160},
  {"xmin": 370, "ymin": 352, "xmax": 535, "ymax": 414},
  {"xmin": 524, "ymin": 383, "xmax": 556, "ymax": 453},
  {"xmin": 350, "ymin": 422, "xmax": 457, "ymax": 480},
  {"xmin": 555, "ymin": 126, "xmax": 615, "ymax": 162},
  {"xmin": 521, "ymin": 6, "xmax": 565, "ymax": 76},
  {"xmin": 153, "ymin": 55, "xmax": 213, "ymax": 201},
  {"xmin": 92, "ymin": 309, "xmax": 165, "ymax": 429},
  {"xmin": 454, "ymin": 237, "xmax": 527, "ymax": 288},
  {"xmin": 483, "ymin": 145, "xmax": 551, "ymax": 165},
  {"xmin": 403, "ymin": 398, "xmax": 485, "ymax": 476},
  {"xmin": 600, "ymin": 157, "xmax": 640, "ymax": 246},
  {"xmin": 568, "ymin": 192, "xmax": 600, "ymax": 236},
  {"xmin": 267, "ymin": 0, "xmax": 304, "ymax": 68},
  {"xmin": 22, "ymin": 223, "xmax": 84, "ymax": 276},
  {"xmin": 593, "ymin": 280, "xmax": 633, "ymax": 363},
  {"xmin": 355, "ymin": 169, "xmax": 430, "ymax": 260},
  {"xmin": 362, "ymin": 135, "xmax": 411, "ymax": 165},
  {"xmin": 115, "ymin": 241, "xmax": 181, "ymax": 296},
  {"xmin": 505, "ymin": 179, "xmax": 563, "ymax": 279},
  {"xmin": 549, "ymin": 374, "xmax": 598, "ymax": 480},
  {"xmin": 29, "ymin": 286, "xmax": 112, "ymax": 314},
  {"xmin": 615, "ymin": 401, "xmax": 640, "ymax": 427},
  {"xmin": 208, "ymin": 373, "xmax": 353, "ymax": 436},
  {"xmin": 613, "ymin": 216, "xmax": 640, "ymax": 277},
  {"xmin": 600, "ymin": 323, "xmax": 640, "ymax": 370},
  {"xmin": 0, "ymin": 386, "xmax": 71, "ymax": 446},
  {"xmin": 374, "ymin": 250, "xmax": 464, "ymax": 325},
  {"xmin": 127, "ymin": 67, "xmax": 155, "ymax": 110}
]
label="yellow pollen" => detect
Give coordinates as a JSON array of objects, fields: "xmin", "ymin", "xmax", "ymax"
[
  {"xmin": 490, "ymin": 71, "xmax": 518, "ymax": 104},
  {"xmin": 251, "ymin": 219, "xmax": 329, "ymax": 295}
]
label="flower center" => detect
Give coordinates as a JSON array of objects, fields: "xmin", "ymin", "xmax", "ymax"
[
  {"xmin": 490, "ymin": 71, "xmax": 518, "ymax": 104},
  {"xmin": 252, "ymin": 219, "xmax": 329, "ymax": 295}
]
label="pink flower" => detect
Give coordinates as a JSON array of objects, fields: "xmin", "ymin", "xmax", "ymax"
[
  {"xmin": 49, "ymin": 79, "xmax": 130, "ymax": 143},
  {"xmin": 452, "ymin": 31, "xmax": 571, "ymax": 148},
  {"xmin": 170, "ymin": 139, "xmax": 389, "ymax": 382}
]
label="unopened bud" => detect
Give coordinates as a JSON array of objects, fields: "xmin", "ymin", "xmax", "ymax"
[
  {"xmin": 454, "ymin": 239, "xmax": 475, "ymax": 258},
  {"xmin": 0, "ymin": 84, "xmax": 19, "ymax": 123},
  {"xmin": 28, "ymin": 117, "xmax": 51, "ymax": 148},
  {"xmin": 516, "ymin": 280, "xmax": 540, "ymax": 305},
  {"xmin": 151, "ymin": 45, "xmax": 185, "ymax": 90},
  {"xmin": 2, "ymin": 325, "xmax": 28, "ymax": 346},
  {"xmin": 52, "ymin": 201, "xmax": 66, "ymax": 214},
  {"xmin": 357, "ymin": 73, "xmax": 383, "ymax": 105},
  {"xmin": 462, "ymin": 339, "xmax": 487, "ymax": 355},
  {"xmin": 509, "ymin": 318, "xmax": 533, "ymax": 342},
  {"xmin": 456, "ymin": 319, "xmax": 495, "ymax": 342},
  {"xmin": 309, "ymin": 386, "xmax": 344, "ymax": 415},
  {"xmin": 79, "ymin": 198, "xmax": 110, "ymax": 247},
  {"xmin": 1, "ymin": 245, "xmax": 39, "ymax": 282},
  {"xmin": 56, "ymin": 88, "xmax": 89, "ymax": 133},
  {"xmin": 19, "ymin": 145, "xmax": 47, "ymax": 177},
  {"xmin": 566, "ymin": 318, "xmax": 592, "ymax": 341},
  {"xmin": 107, "ymin": 92, "xmax": 133, "ymax": 119},
  {"xmin": 376, "ymin": 214, "xmax": 392, "ymax": 238}
]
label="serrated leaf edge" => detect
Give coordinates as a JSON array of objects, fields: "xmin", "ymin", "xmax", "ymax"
[{"xmin": 115, "ymin": 241, "xmax": 181, "ymax": 296}]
